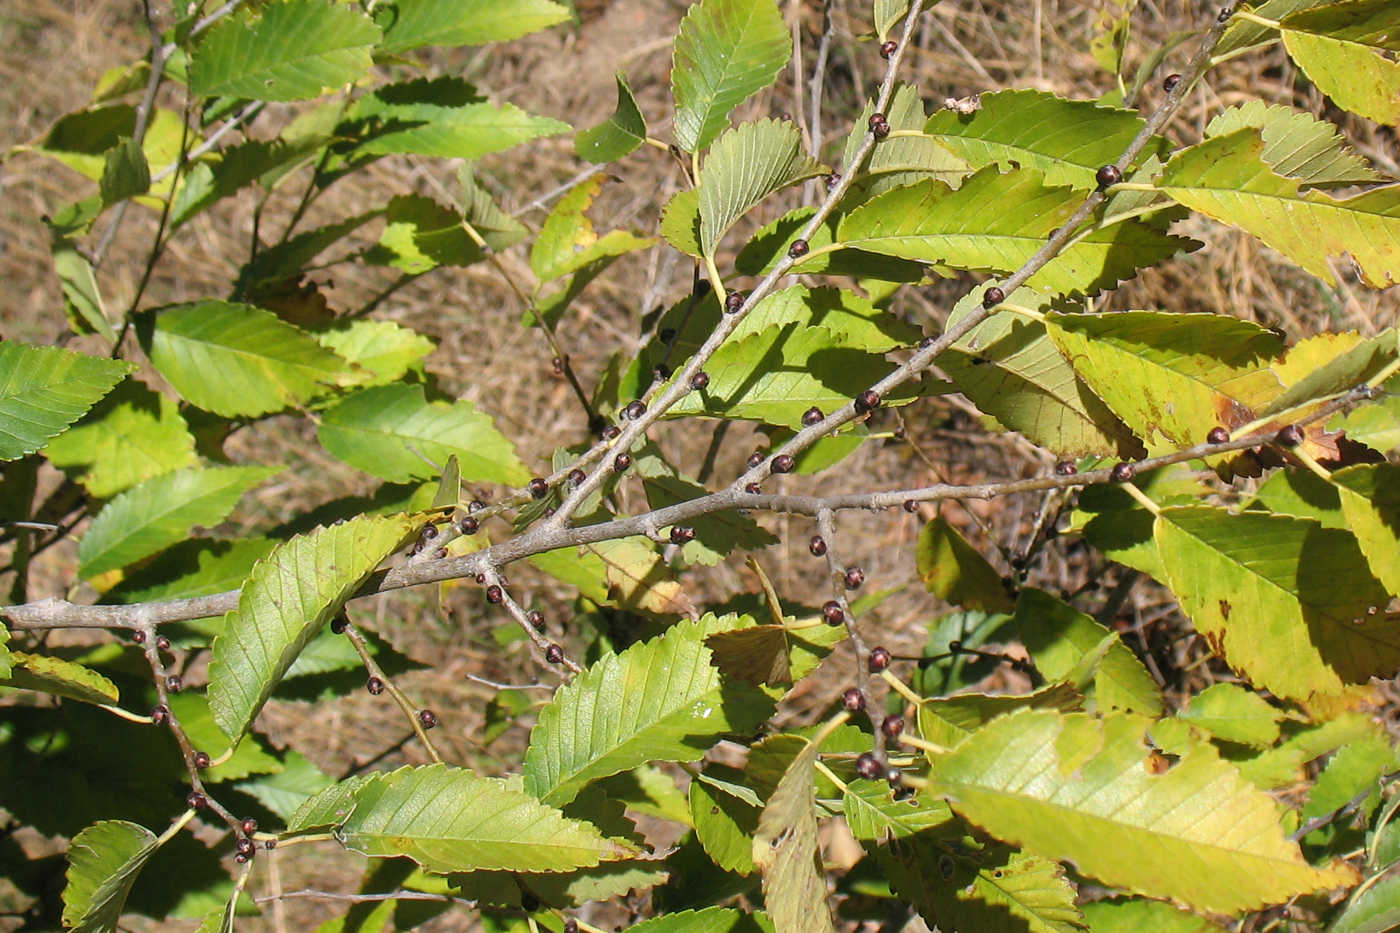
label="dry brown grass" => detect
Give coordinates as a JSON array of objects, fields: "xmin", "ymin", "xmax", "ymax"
[{"xmin": 3, "ymin": 0, "xmax": 1396, "ymax": 929}]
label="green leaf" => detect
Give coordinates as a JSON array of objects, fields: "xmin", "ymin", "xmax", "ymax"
[
  {"xmin": 1333, "ymin": 463, "xmax": 1400, "ymax": 596},
  {"xmin": 1081, "ymin": 897, "xmax": 1227, "ymax": 932},
  {"xmin": 627, "ymin": 908, "xmax": 773, "ymax": 933},
  {"xmin": 881, "ymin": 838, "xmax": 1085, "ymax": 933},
  {"xmin": 138, "ymin": 301, "xmax": 347, "ymax": 417},
  {"xmin": 346, "ymin": 76, "xmax": 569, "ymax": 160},
  {"xmin": 1281, "ymin": 0, "xmax": 1400, "ymax": 125},
  {"xmin": 1046, "ymin": 310, "xmax": 1285, "ymax": 454},
  {"xmin": 751, "ymin": 738, "xmax": 837, "ymax": 933},
  {"xmin": 930, "ymin": 709, "xmax": 1359, "ymax": 914},
  {"xmin": 1329, "ymin": 873, "xmax": 1400, "ymax": 933},
  {"xmin": 318, "ymin": 320, "xmax": 435, "ymax": 388},
  {"xmin": 110, "ymin": 537, "xmax": 277, "ymax": 609},
  {"xmin": 2, "ymin": 651, "xmax": 120, "ymax": 705},
  {"xmin": 663, "ymin": 287, "xmax": 916, "ymax": 428},
  {"xmin": 941, "ymin": 294, "xmax": 1141, "ymax": 458},
  {"xmin": 190, "ymin": 0, "xmax": 380, "ymax": 101},
  {"xmin": 63, "ymin": 820, "xmax": 160, "ymax": 933},
  {"xmin": 1248, "ymin": 467, "xmax": 1346, "ymax": 528},
  {"xmin": 317, "ymin": 383, "xmax": 529, "ymax": 485},
  {"xmin": 0, "ymin": 624, "xmax": 10, "ymax": 679},
  {"xmin": 697, "ymin": 119, "xmax": 825, "ymax": 258},
  {"xmin": 370, "ymin": 195, "xmax": 483, "ymax": 273},
  {"xmin": 874, "ymin": 0, "xmax": 913, "ymax": 40},
  {"xmin": 922, "ymin": 89, "xmax": 1150, "ymax": 189},
  {"xmin": 836, "ymin": 167, "xmax": 1194, "ymax": 296},
  {"xmin": 99, "ymin": 136, "xmax": 150, "ymax": 206},
  {"xmin": 207, "ymin": 514, "xmax": 417, "ymax": 742},
  {"xmin": 376, "ymin": 0, "xmax": 570, "ymax": 52},
  {"xmin": 1301, "ymin": 735, "xmax": 1396, "ymax": 833},
  {"xmin": 1262, "ymin": 329, "xmax": 1398, "ymax": 418},
  {"xmin": 235, "ymin": 750, "xmax": 335, "ymax": 820},
  {"xmin": 1332, "ymin": 373, "xmax": 1400, "ymax": 452},
  {"xmin": 1205, "ymin": 100, "xmax": 1381, "ymax": 187},
  {"xmin": 1158, "ymin": 128, "xmax": 1400, "ymax": 287},
  {"xmin": 917, "ymin": 682, "xmax": 1084, "ymax": 751},
  {"xmin": 77, "ymin": 465, "xmax": 278, "ymax": 580},
  {"xmin": 1153, "ymin": 506, "xmax": 1396, "ymax": 701},
  {"xmin": 337, "ymin": 763, "xmax": 635, "ymax": 872},
  {"xmin": 0, "ymin": 341, "xmax": 131, "ymax": 461},
  {"xmin": 839, "ymin": 85, "xmax": 968, "ymax": 199},
  {"xmin": 51, "ymin": 237, "xmax": 115, "ymax": 340},
  {"xmin": 1235, "ymin": 712, "xmax": 1381, "ymax": 789},
  {"xmin": 1177, "ymin": 683, "xmax": 1284, "ymax": 748},
  {"xmin": 531, "ymin": 174, "xmax": 656, "ymax": 281},
  {"xmin": 660, "ymin": 188, "xmax": 703, "ymax": 257},
  {"xmin": 288, "ymin": 774, "xmax": 376, "ymax": 831},
  {"xmin": 691, "ymin": 766, "xmax": 759, "ymax": 874},
  {"xmin": 1014, "ymin": 588, "xmax": 1162, "ymax": 715},
  {"xmin": 167, "ymin": 693, "xmax": 282, "ymax": 783},
  {"xmin": 523, "ymin": 614, "xmax": 774, "ymax": 807},
  {"xmin": 671, "ymin": 0, "xmax": 790, "ymax": 153},
  {"xmin": 576, "ymin": 73, "xmax": 647, "ymax": 163},
  {"xmin": 916, "ymin": 516, "xmax": 1014, "ymax": 613},
  {"xmin": 842, "ymin": 780, "xmax": 954, "ymax": 841},
  {"xmin": 43, "ymin": 379, "xmax": 198, "ymax": 499}
]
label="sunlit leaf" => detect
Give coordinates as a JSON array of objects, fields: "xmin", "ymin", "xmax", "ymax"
[
  {"xmin": 0, "ymin": 341, "xmax": 131, "ymax": 461},
  {"xmin": 930, "ymin": 709, "xmax": 1359, "ymax": 913},
  {"xmin": 208, "ymin": 514, "xmax": 417, "ymax": 741},
  {"xmin": 1281, "ymin": 0, "xmax": 1400, "ymax": 125},
  {"xmin": 671, "ymin": 0, "xmax": 790, "ymax": 153},
  {"xmin": 523, "ymin": 614, "xmax": 774, "ymax": 807},
  {"xmin": 376, "ymin": 0, "xmax": 570, "ymax": 52},
  {"xmin": 63, "ymin": 820, "xmax": 160, "ymax": 933},
  {"xmin": 697, "ymin": 119, "xmax": 825, "ymax": 258},
  {"xmin": 576, "ymin": 73, "xmax": 647, "ymax": 163},
  {"xmin": 751, "ymin": 738, "xmax": 836, "ymax": 933},
  {"xmin": 190, "ymin": 0, "xmax": 380, "ymax": 101}
]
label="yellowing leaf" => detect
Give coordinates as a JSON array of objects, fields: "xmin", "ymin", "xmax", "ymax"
[
  {"xmin": 916, "ymin": 517, "xmax": 1014, "ymax": 612},
  {"xmin": 1154, "ymin": 506, "xmax": 1396, "ymax": 701},
  {"xmin": 751, "ymin": 739, "xmax": 837, "ymax": 933},
  {"xmin": 930, "ymin": 709, "xmax": 1359, "ymax": 913},
  {"xmin": 1159, "ymin": 129, "xmax": 1400, "ymax": 287}
]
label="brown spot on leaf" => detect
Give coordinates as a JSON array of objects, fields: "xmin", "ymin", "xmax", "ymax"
[
  {"xmin": 1145, "ymin": 751, "xmax": 1171, "ymax": 775},
  {"xmin": 1218, "ymin": 599, "xmax": 1231, "ymax": 620}
]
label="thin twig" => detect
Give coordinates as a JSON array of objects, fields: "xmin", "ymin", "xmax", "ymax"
[{"xmin": 341, "ymin": 616, "xmax": 443, "ymax": 763}]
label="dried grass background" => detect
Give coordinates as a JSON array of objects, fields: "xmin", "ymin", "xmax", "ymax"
[{"xmin": 2, "ymin": 0, "xmax": 1398, "ymax": 929}]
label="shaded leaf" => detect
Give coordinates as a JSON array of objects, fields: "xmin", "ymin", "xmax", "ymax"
[
  {"xmin": 338, "ymin": 763, "xmax": 635, "ymax": 872},
  {"xmin": 63, "ymin": 820, "xmax": 159, "ymax": 933},
  {"xmin": 751, "ymin": 738, "xmax": 836, "ymax": 933},
  {"xmin": 1235, "ymin": 712, "xmax": 1382, "ymax": 789},
  {"xmin": 235, "ymin": 750, "xmax": 335, "ymax": 820},
  {"xmin": 318, "ymin": 383, "xmax": 529, "ymax": 486},
  {"xmin": 190, "ymin": 0, "xmax": 380, "ymax": 101},
  {"xmin": 942, "ymin": 295, "xmax": 1141, "ymax": 457},
  {"xmin": 916, "ymin": 516, "xmax": 1014, "ymax": 613},
  {"xmin": 930, "ymin": 709, "xmax": 1359, "ymax": 913},
  {"xmin": 51, "ymin": 238, "xmax": 115, "ymax": 340},
  {"xmin": 839, "ymin": 85, "xmax": 968, "ymax": 199},
  {"xmin": 208, "ymin": 514, "xmax": 417, "ymax": 742},
  {"xmin": 576, "ymin": 73, "xmax": 647, "ymax": 163},
  {"xmin": 524, "ymin": 614, "xmax": 773, "ymax": 807},
  {"xmin": 1333, "ymin": 463, "xmax": 1400, "ymax": 596},
  {"xmin": 1154, "ymin": 506, "xmax": 1396, "ymax": 701},
  {"xmin": 691, "ymin": 766, "xmax": 759, "ymax": 875},
  {"xmin": 1329, "ymin": 873, "xmax": 1400, "ymax": 933},
  {"xmin": 1014, "ymin": 587, "xmax": 1162, "ymax": 715},
  {"xmin": 0, "ymin": 341, "xmax": 130, "ymax": 461},
  {"xmin": 1081, "ymin": 897, "xmax": 1227, "ymax": 932},
  {"xmin": 881, "ymin": 837, "xmax": 1086, "ymax": 933},
  {"xmin": 671, "ymin": 0, "xmax": 790, "ymax": 153},
  {"xmin": 99, "ymin": 136, "xmax": 149, "ymax": 206}
]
